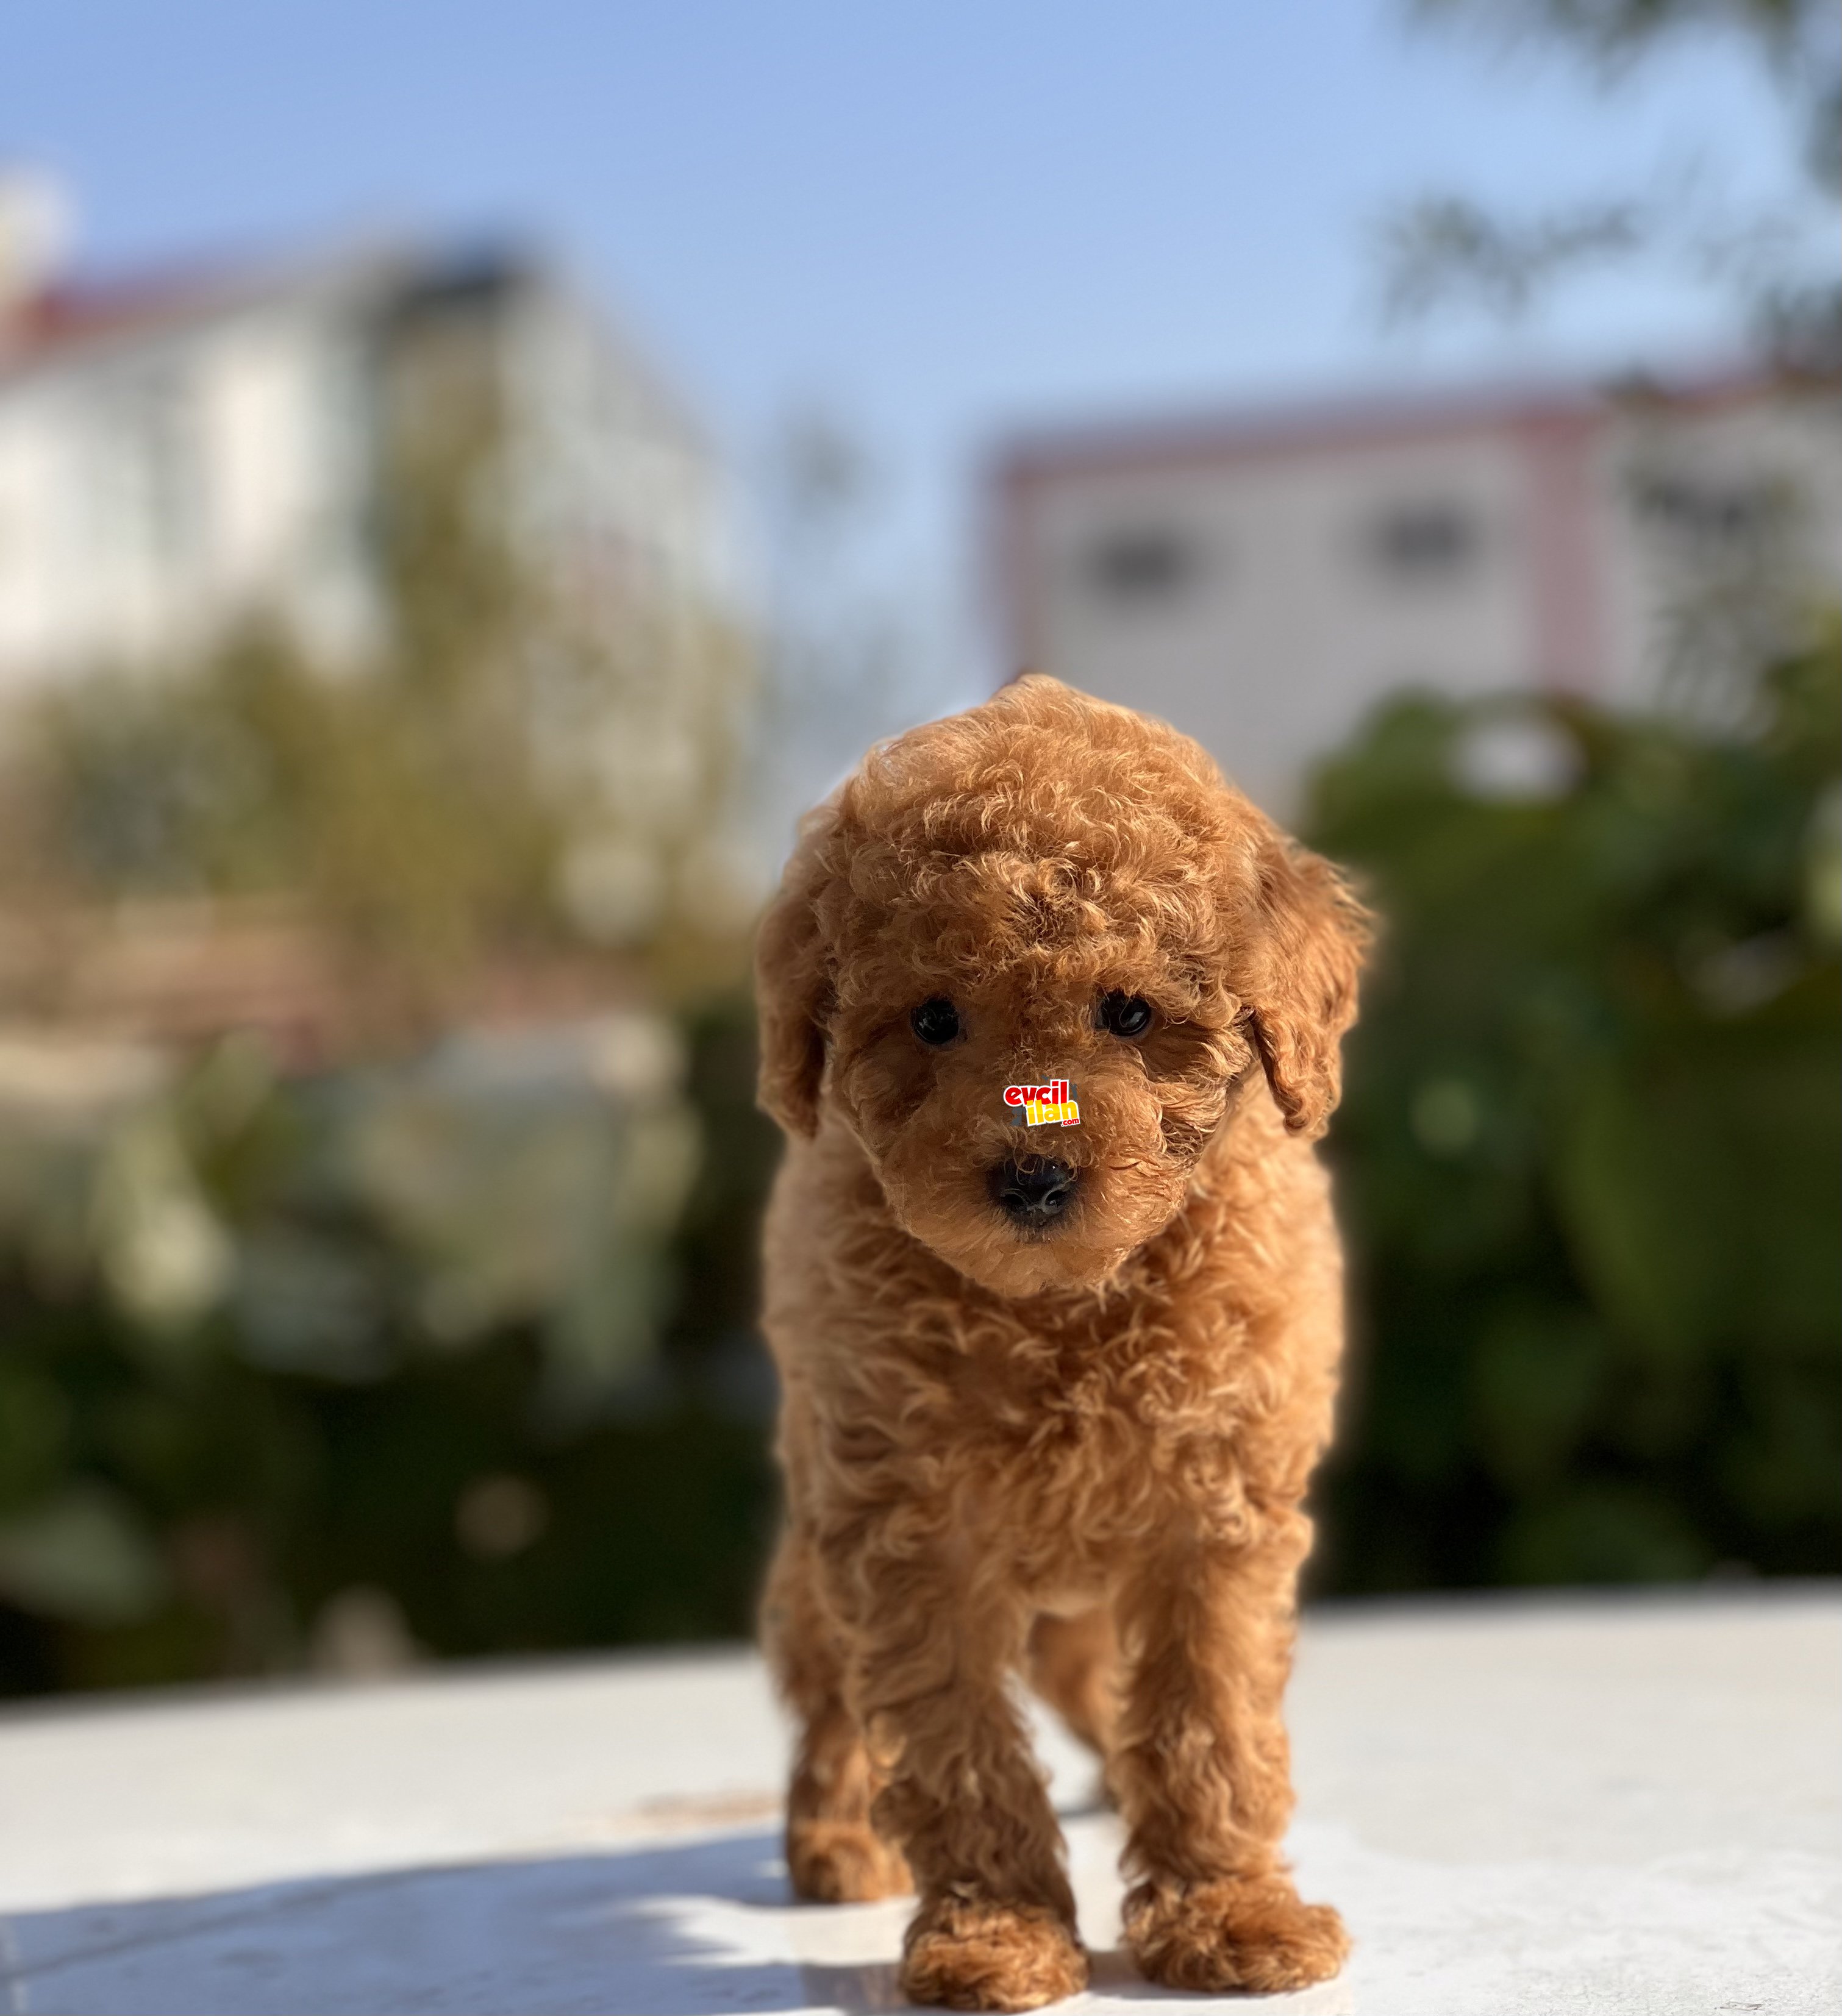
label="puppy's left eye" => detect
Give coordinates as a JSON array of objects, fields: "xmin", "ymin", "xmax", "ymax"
[
  {"xmin": 910, "ymin": 997, "xmax": 962, "ymax": 1046},
  {"xmin": 1098, "ymin": 991, "xmax": 1154, "ymax": 1039}
]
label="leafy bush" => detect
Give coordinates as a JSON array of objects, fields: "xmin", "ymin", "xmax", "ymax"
[
  {"xmin": 0, "ymin": 322, "xmax": 770, "ymax": 1697},
  {"xmin": 1307, "ymin": 627, "xmax": 1841, "ymax": 1590},
  {"xmin": 4, "ymin": 620, "xmax": 1835, "ymax": 1696},
  {"xmin": 0, "ymin": 997, "xmax": 780, "ymax": 1695}
]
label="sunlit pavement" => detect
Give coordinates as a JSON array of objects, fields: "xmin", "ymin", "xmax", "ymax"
[{"xmin": 0, "ymin": 1589, "xmax": 1835, "ymax": 2015}]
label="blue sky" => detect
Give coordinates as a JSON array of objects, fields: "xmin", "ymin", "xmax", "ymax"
[{"xmin": 5, "ymin": 1, "xmax": 1821, "ymax": 694}]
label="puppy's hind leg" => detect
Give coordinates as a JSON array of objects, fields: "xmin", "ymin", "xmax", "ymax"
[
  {"xmin": 760, "ymin": 1523, "xmax": 912, "ymax": 1903},
  {"xmin": 1026, "ymin": 1608, "xmax": 1121, "ymax": 1797}
]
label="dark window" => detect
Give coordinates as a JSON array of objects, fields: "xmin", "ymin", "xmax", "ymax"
[
  {"xmin": 1366, "ymin": 500, "xmax": 1479, "ymax": 582},
  {"xmin": 1632, "ymin": 472, "xmax": 1781, "ymax": 549},
  {"xmin": 1082, "ymin": 524, "xmax": 1205, "ymax": 604}
]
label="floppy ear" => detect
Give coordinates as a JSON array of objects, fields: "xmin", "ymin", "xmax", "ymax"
[
  {"xmin": 754, "ymin": 806, "xmax": 840, "ymax": 1139},
  {"xmin": 1240, "ymin": 832, "xmax": 1372, "ymax": 1139}
]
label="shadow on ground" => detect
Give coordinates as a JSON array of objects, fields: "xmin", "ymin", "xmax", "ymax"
[
  {"xmin": 3, "ymin": 1806, "xmax": 1346, "ymax": 2007},
  {"xmin": 7, "ymin": 1829, "xmax": 789, "ymax": 2016},
  {"xmin": 0, "ymin": 1823, "xmax": 1216, "ymax": 2016}
]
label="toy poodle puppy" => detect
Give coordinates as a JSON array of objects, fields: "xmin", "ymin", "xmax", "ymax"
[{"xmin": 755, "ymin": 675, "xmax": 1367, "ymax": 2010}]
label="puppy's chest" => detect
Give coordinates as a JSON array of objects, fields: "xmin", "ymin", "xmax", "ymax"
[{"xmin": 942, "ymin": 1305, "xmax": 1255, "ymax": 1545}]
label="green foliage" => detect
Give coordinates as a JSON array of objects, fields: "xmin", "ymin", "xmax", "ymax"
[
  {"xmin": 1394, "ymin": 0, "xmax": 1840, "ymax": 360},
  {"xmin": 1412, "ymin": 0, "xmax": 1826, "ymax": 68},
  {"xmin": 0, "ymin": 340, "xmax": 767, "ymax": 1694},
  {"xmin": 1308, "ymin": 625, "xmax": 1841, "ymax": 1590},
  {"xmin": 26, "ymin": 624, "xmax": 559, "ymax": 997},
  {"xmin": 0, "ymin": 996, "xmax": 780, "ymax": 1695},
  {"xmin": 4, "ymin": 297, "xmax": 1832, "ymax": 1685},
  {"xmin": 4, "ymin": 363, "xmax": 750, "ymax": 1018}
]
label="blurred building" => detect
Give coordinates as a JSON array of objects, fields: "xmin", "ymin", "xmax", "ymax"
[
  {"xmin": 0, "ymin": 185, "xmax": 732, "ymax": 693},
  {"xmin": 992, "ymin": 371, "xmax": 1842, "ymax": 812},
  {"xmin": 0, "ymin": 179, "xmax": 753, "ymax": 1055}
]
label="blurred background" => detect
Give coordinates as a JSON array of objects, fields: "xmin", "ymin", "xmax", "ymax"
[{"xmin": 0, "ymin": 0, "xmax": 1834, "ymax": 1695}]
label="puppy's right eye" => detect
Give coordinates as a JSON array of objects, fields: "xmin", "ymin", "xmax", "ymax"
[
  {"xmin": 910, "ymin": 998, "xmax": 961, "ymax": 1047},
  {"xmin": 1099, "ymin": 991, "xmax": 1155, "ymax": 1038}
]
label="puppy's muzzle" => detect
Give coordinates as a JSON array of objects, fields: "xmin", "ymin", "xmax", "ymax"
[{"xmin": 990, "ymin": 1156, "xmax": 1079, "ymax": 1228}]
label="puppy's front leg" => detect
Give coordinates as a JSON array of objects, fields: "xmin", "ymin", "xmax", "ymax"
[
  {"xmin": 1113, "ymin": 1519, "xmax": 1349, "ymax": 1995},
  {"xmin": 841, "ymin": 1523, "xmax": 1088, "ymax": 2012}
]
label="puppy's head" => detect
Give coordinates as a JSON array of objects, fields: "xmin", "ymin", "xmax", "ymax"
[{"xmin": 756, "ymin": 676, "xmax": 1368, "ymax": 1298}]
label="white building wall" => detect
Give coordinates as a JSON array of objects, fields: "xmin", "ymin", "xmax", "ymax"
[
  {"xmin": 0, "ymin": 249, "xmax": 737, "ymax": 713},
  {"xmin": 0, "ymin": 379, "xmax": 64, "ymax": 684},
  {"xmin": 1000, "ymin": 380, "xmax": 1842, "ymax": 817},
  {"xmin": 999, "ymin": 381, "xmax": 1838, "ymax": 814},
  {"xmin": 1019, "ymin": 426, "xmax": 1544, "ymax": 813},
  {"xmin": 1594, "ymin": 386, "xmax": 1842, "ymax": 711},
  {"xmin": 491, "ymin": 272, "xmax": 750, "ymax": 938},
  {"xmin": 0, "ymin": 291, "xmax": 373, "ymax": 687}
]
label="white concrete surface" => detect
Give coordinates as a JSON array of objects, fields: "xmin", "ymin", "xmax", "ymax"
[{"xmin": 0, "ymin": 1589, "xmax": 1836, "ymax": 2014}]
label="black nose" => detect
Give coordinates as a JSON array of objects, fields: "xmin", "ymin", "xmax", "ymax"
[{"xmin": 990, "ymin": 1156, "xmax": 1079, "ymax": 1226}]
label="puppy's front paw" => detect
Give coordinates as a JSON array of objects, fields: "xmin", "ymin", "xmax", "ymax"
[
  {"xmin": 901, "ymin": 1894, "xmax": 1088, "ymax": 2011},
  {"xmin": 787, "ymin": 1817, "xmax": 912, "ymax": 1902},
  {"xmin": 1124, "ymin": 1873, "xmax": 1349, "ymax": 1994}
]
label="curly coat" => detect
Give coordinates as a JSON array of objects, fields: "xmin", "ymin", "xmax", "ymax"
[{"xmin": 755, "ymin": 675, "xmax": 1368, "ymax": 2009}]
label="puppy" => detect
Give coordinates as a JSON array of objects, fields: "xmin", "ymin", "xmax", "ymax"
[{"xmin": 755, "ymin": 676, "xmax": 1367, "ymax": 2010}]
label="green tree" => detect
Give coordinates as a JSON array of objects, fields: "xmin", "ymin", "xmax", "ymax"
[
  {"xmin": 1385, "ymin": 0, "xmax": 1840, "ymax": 363},
  {"xmin": 3, "ymin": 346, "xmax": 751, "ymax": 1031},
  {"xmin": 0, "ymin": 318, "xmax": 771, "ymax": 1694},
  {"xmin": 1308, "ymin": 625, "xmax": 1840, "ymax": 1589}
]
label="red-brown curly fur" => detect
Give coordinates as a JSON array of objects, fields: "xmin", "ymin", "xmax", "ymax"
[{"xmin": 755, "ymin": 676, "xmax": 1368, "ymax": 2009}]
